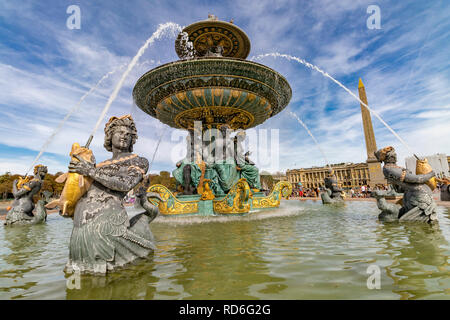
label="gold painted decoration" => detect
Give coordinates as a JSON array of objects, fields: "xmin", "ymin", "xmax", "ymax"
[
  {"xmin": 147, "ymin": 184, "xmax": 198, "ymax": 215},
  {"xmin": 175, "ymin": 18, "xmax": 251, "ymax": 59},
  {"xmin": 16, "ymin": 176, "xmax": 32, "ymax": 190},
  {"xmin": 45, "ymin": 143, "xmax": 94, "ymax": 217},
  {"xmin": 174, "ymin": 106, "xmax": 254, "ymax": 130},
  {"xmin": 133, "ymin": 59, "xmax": 291, "ymax": 131},
  {"xmin": 196, "ymin": 161, "xmax": 207, "ymax": 195},
  {"xmin": 195, "ymin": 32, "xmax": 234, "ymax": 56},
  {"xmin": 200, "ymin": 179, "xmax": 215, "ymax": 200},
  {"xmin": 252, "ymin": 181, "xmax": 293, "ymax": 209},
  {"xmin": 33, "ymin": 164, "xmax": 46, "ymax": 175},
  {"xmin": 105, "ymin": 114, "xmax": 134, "ymax": 129},
  {"xmin": 97, "ymin": 154, "xmax": 138, "ymax": 168},
  {"xmin": 416, "ymin": 158, "xmax": 437, "ymax": 191},
  {"xmin": 213, "ymin": 178, "xmax": 251, "ymax": 214}
]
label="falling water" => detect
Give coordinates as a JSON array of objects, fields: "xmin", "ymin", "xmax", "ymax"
[
  {"xmin": 86, "ymin": 22, "xmax": 182, "ymax": 146},
  {"xmin": 24, "ymin": 62, "xmax": 130, "ymax": 176},
  {"xmin": 176, "ymin": 31, "xmax": 197, "ymax": 59},
  {"xmin": 24, "ymin": 58, "xmax": 161, "ymax": 176},
  {"xmin": 289, "ymin": 111, "xmax": 331, "ymax": 168},
  {"xmin": 251, "ymin": 53, "xmax": 415, "ymax": 155},
  {"xmin": 148, "ymin": 126, "xmax": 168, "ymax": 172}
]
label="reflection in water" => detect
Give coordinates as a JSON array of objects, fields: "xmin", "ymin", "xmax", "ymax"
[
  {"xmin": 66, "ymin": 259, "xmax": 160, "ymax": 300},
  {"xmin": 0, "ymin": 224, "xmax": 47, "ymax": 297},
  {"xmin": 0, "ymin": 202, "xmax": 449, "ymax": 299},
  {"xmin": 0, "ymin": 214, "xmax": 70, "ymax": 299},
  {"xmin": 376, "ymin": 220, "xmax": 450, "ymax": 299},
  {"xmin": 161, "ymin": 218, "xmax": 286, "ymax": 299}
]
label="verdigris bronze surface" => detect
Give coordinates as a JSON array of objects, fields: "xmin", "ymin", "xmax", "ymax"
[
  {"xmin": 5, "ymin": 165, "xmax": 49, "ymax": 226},
  {"xmin": 372, "ymin": 146, "xmax": 437, "ymax": 223},
  {"xmin": 133, "ymin": 58, "xmax": 292, "ymax": 131},
  {"xmin": 321, "ymin": 169, "xmax": 344, "ymax": 204},
  {"xmin": 64, "ymin": 115, "xmax": 160, "ymax": 275},
  {"xmin": 234, "ymin": 131, "xmax": 261, "ymax": 190},
  {"xmin": 173, "ymin": 131, "xmax": 201, "ymax": 195}
]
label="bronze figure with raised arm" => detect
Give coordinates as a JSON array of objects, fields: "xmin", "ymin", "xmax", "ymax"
[
  {"xmin": 5, "ymin": 165, "xmax": 49, "ymax": 226},
  {"xmin": 372, "ymin": 146, "xmax": 437, "ymax": 223},
  {"xmin": 321, "ymin": 168, "xmax": 345, "ymax": 204},
  {"xmin": 64, "ymin": 115, "xmax": 161, "ymax": 275}
]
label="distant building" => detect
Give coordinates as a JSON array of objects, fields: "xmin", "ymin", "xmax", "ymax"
[
  {"xmin": 286, "ymin": 79, "xmax": 386, "ymax": 189},
  {"xmin": 287, "ymin": 162, "xmax": 377, "ymax": 190}
]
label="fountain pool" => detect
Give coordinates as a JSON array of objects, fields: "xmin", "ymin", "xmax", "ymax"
[{"xmin": 1, "ymin": 200, "xmax": 449, "ymax": 299}]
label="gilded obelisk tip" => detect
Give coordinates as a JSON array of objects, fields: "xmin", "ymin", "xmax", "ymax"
[{"xmin": 358, "ymin": 78, "xmax": 364, "ymax": 88}]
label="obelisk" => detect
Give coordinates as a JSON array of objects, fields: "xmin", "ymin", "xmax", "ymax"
[{"xmin": 358, "ymin": 78, "xmax": 386, "ymax": 187}]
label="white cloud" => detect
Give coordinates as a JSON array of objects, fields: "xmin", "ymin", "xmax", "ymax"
[{"xmin": 0, "ymin": 0, "xmax": 449, "ymax": 178}]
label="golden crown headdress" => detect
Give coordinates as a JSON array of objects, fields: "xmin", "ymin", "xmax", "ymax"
[
  {"xmin": 33, "ymin": 164, "xmax": 47, "ymax": 175},
  {"xmin": 375, "ymin": 146, "xmax": 394, "ymax": 162},
  {"xmin": 105, "ymin": 114, "xmax": 134, "ymax": 130}
]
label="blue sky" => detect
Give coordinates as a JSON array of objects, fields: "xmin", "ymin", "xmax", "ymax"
[{"xmin": 0, "ymin": 0, "xmax": 449, "ymax": 175}]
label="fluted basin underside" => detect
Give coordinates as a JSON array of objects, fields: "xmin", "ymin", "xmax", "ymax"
[{"xmin": 133, "ymin": 57, "xmax": 292, "ymax": 130}]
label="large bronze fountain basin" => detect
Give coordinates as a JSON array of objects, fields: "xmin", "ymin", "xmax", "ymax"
[{"xmin": 132, "ymin": 57, "xmax": 292, "ymax": 130}]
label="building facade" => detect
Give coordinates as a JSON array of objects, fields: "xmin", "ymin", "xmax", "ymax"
[
  {"xmin": 286, "ymin": 162, "xmax": 376, "ymax": 190},
  {"xmin": 286, "ymin": 79, "xmax": 387, "ymax": 190}
]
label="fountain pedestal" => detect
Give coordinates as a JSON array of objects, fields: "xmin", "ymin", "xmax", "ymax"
[{"xmin": 148, "ymin": 180, "xmax": 293, "ymax": 216}]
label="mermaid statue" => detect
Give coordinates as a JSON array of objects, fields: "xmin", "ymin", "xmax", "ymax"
[
  {"xmin": 372, "ymin": 146, "xmax": 437, "ymax": 223},
  {"xmin": 321, "ymin": 168, "xmax": 344, "ymax": 204},
  {"xmin": 64, "ymin": 115, "xmax": 160, "ymax": 275},
  {"xmin": 5, "ymin": 165, "xmax": 49, "ymax": 226}
]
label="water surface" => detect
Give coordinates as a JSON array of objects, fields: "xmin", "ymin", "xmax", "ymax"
[{"xmin": 0, "ymin": 200, "xmax": 449, "ymax": 299}]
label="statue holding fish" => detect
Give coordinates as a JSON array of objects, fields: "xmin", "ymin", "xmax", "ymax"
[
  {"xmin": 4, "ymin": 165, "xmax": 49, "ymax": 226},
  {"xmin": 372, "ymin": 146, "xmax": 438, "ymax": 223},
  {"xmin": 62, "ymin": 115, "xmax": 161, "ymax": 275},
  {"xmin": 45, "ymin": 143, "xmax": 94, "ymax": 217}
]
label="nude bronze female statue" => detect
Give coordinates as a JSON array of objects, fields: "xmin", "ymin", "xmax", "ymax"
[
  {"xmin": 372, "ymin": 146, "xmax": 437, "ymax": 223},
  {"xmin": 5, "ymin": 165, "xmax": 49, "ymax": 226},
  {"xmin": 65, "ymin": 115, "xmax": 160, "ymax": 274}
]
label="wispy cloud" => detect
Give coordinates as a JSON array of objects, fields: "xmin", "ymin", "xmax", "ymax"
[{"xmin": 0, "ymin": 0, "xmax": 449, "ymax": 176}]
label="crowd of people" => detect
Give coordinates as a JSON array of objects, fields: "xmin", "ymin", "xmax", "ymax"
[
  {"xmin": 349, "ymin": 185, "xmax": 376, "ymax": 198},
  {"xmin": 291, "ymin": 187, "xmax": 322, "ymax": 198},
  {"xmin": 291, "ymin": 185, "xmax": 387, "ymax": 198}
]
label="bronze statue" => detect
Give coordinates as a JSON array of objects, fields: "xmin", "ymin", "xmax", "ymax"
[
  {"xmin": 173, "ymin": 131, "xmax": 201, "ymax": 195},
  {"xmin": 321, "ymin": 168, "xmax": 344, "ymax": 204},
  {"xmin": 372, "ymin": 146, "xmax": 437, "ymax": 223},
  {"xmin": 5, "ymin": 165, "xmax": 49, "ymax": 226},
  {"xmin": 234, "ymin": 131, "xmax": 261, "ymax": 190},
  {"xmin": 64, "ymin": 115, "xmax": 160, "ymax": 275}
]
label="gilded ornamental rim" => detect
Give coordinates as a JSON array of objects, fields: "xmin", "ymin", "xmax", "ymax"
[{"xmin": 175, "ymin": 19, "xmax": 251, "ymax": 59}]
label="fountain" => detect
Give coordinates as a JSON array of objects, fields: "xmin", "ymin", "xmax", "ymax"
[
  {"xmin": 133, "ymin": 16, "xmax": 293, "ymax": 215},
  {"xmin": 1, "ymin": 12, "xmax": 449, "ymax": 299}
]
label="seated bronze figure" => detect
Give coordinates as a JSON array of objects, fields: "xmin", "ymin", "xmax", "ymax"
[
  {"xmin": 5, "ymin": 165, "xmax": 49, "ymax": 226},
  {"xmin": 64, "ymin": 115, "xmax": 160, "ymax": 274},
  {"xmin": 321, "ymin": 168, "xmax": 344, "ymax": 204},
  {"xmin": 372, "ymin": 146, "xmax": 437, "ymax": 223}
]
